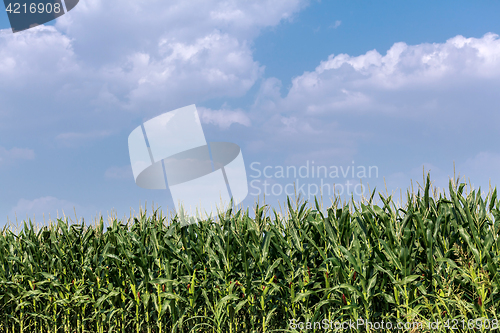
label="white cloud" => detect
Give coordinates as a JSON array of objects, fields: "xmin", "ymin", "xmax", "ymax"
[
  {"xmin": 259, "ymin": 32, "xmax": 500, "ymax": 118},
  {"xmin": 120, "ymin": 32, "xmax": 263, "ymax": 110},
  {"xmin": 57, "ymin": 0, "xmax": 307, "ymax": 46},
  {"xmin": 198, "ymin": 106, "xmax": 251, "ymax": 129},
  {"xmin": 0, "ymin": 26, "xmax": 78, "ymax": 83},
  {"xmin": 0, "ymin": 26, "xmax": 82, "ymax": 131},
  {"xmin": 246, "ymin": 33, "xmax": 500, "ymax": 170},
  {"xmin": 58, "ymin": 0, "xmax": 308, "ymax": 110},
  {"xmin": 0, "ymin": 146, "xmax": 35, "ymax": 165},
  {"xmin": 0, "ymin": 0, "xmax": 308, "ymax": 134}
]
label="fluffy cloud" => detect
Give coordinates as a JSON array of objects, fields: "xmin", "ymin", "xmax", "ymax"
[
  {"xmin": 263, "ymin": 32, "xmax": 500, "ymax": 118},
  {"xmin": 0, "ymin": 0, "xmax": 308, "ymax": 134},
  {"xmin": 119, "ymin": 32, "xmax": 263, "ymax": 111},
  {"xmin": 253, "ymin": 33, "xmax": 500, "ymax": 139},
  {"xmin": 198, "ymin": 106, "xmax": 251, "ymax": 129},
  {"xmin": 57, "ymin": 0, "xmax": 307, "ymax": 48},
  {"xmin": 0, "ymin": 26, "xmax": 77, "ymax": 84}
]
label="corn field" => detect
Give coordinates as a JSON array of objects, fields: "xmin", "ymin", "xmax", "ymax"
[{"xmin": 1, "ymin": 174, "xmax": 500, "ymax": 332}]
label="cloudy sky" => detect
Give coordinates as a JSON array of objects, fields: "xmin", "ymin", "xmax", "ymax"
[{"xmin": 1, "ymin": 0, "xmax": 500, "ymax": 226}]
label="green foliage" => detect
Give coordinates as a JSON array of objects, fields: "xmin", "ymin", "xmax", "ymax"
[{"xmin": 1, "ymin": 175, "xmax": 499, "ymax": 332}]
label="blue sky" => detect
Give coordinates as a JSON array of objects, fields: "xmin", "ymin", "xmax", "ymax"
[{"xmin": 2, "ymin": 0, "xmax": 500, "ymax": 226}]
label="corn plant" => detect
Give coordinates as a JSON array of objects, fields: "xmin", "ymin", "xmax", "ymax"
[{"xmin": 0, "ymin": 174, "xmax": 499, "ymax": 332}]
